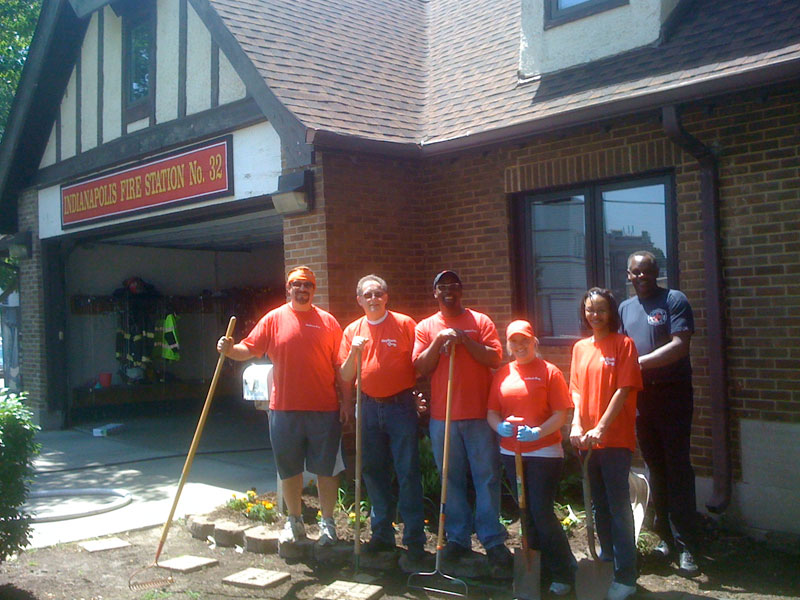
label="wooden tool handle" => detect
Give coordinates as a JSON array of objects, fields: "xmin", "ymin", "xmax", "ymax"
[{"xmin": 154, "ymin": 316, "xmax": 236, "ymax": 564}]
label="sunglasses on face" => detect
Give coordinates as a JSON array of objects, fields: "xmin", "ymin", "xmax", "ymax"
[
  {"xmin": 290, "ymin": 281, "xmax": 314, "ymax": 289},
  {"xmin": 361, "ymin": 291, "xmax": 386, "ymax": 300},
  {"xmin": 436, "ymin": 283, "xmax": 462, "ymax": 292}
]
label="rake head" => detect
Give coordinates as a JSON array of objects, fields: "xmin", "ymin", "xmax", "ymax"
[
  {"xmin": 407, "ymin": 568, "xmax": 468, "ymax": 598},
  {"xmin": 128, "ymin": 564, "xmax": 174, "ymax": 591}
]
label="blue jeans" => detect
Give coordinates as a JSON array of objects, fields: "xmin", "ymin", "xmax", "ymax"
[
  {"xmin": 361, "ymin": 390, "xmax": 426, "ymax": 547},
  {"xmin": 429, "ymin": 418, "xmax": 507, "ymax": 549},
  {"xmin": 586, "ymin": 448, "xmax": 637, "ymax": 586},
  {"xmin": 501, "ymin": 455, "xmax": 577, "ymax": 584}
]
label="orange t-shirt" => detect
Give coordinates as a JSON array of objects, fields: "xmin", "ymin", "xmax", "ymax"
[
  {"xmin": 241, "ymin": 303, "xmax": 342, "ymax": 411},
  {"xmin": 488, "ymin": 358, "xmax": 572, "ymax": 454},
  {"xmin": 412, "ymin": 309, "xmax": 502, "ymax": 421},
  {"xmin": 568, "ymin": 332, "xmax": 642, "ymax": 451},
  {"xmin": 339, "ymin": 311, "xmax": 417, "ymax": 398}
]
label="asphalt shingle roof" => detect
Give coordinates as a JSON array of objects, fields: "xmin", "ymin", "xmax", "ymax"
[{"xmin": 198, "ymin": 0, "xmax": 800, "ymax": 145}]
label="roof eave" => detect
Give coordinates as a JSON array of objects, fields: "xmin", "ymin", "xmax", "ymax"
[{"xmin": 309, "ymin": 57, "xmax": 800, "ymax": 160}]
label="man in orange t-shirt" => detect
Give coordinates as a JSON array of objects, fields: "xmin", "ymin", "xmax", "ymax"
[
  {"xmin": 217, "ymin": 266, "xmax": 347, "ymax": 548},
  {"xmin": 413, "ymin": 270, "xmax": 511, "ymax": 574},
  {"xmin": 339, "ymin": 274, "xmax": 426, "ymax": 565}
]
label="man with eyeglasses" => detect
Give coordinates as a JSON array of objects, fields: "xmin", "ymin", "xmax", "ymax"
[
  {"xmin": 413, "ymin": 270, "xmax": 512, "ymax": 576},
  {"xmin": 618, "ymin": 251, "xmax": 700, "ymax": 574},
  {"xmin": 339, "ymin": 274, "xmax": 427, "ymax": 568},
  {"xmin": 217, "ymin": 265, "xmax": 347, "ymax": 548}
]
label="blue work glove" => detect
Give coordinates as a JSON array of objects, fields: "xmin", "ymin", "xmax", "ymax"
[
  {"xmin": 496, "ymin": 421, "xmax": 514, "ymax": 438},
  {"xmin": 517, "ymin": 426, "xmax": 541, "ymax": 442}
]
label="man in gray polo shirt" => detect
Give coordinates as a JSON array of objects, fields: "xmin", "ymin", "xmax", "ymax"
[{"xmin": 619, "ymin": 251, "xmax": 699, "ymax": 574}]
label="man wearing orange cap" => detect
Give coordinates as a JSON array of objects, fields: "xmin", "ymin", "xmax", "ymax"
[{"xmin": 217, "ymin": 266, "xmax": 348, "ymax": 547}]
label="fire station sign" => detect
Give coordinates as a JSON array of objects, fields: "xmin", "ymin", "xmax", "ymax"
[{"xmin": 61, "ymin": 136, "xmax": 233, "ymax": 227}]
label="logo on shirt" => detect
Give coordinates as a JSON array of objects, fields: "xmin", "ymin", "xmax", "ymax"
[
  {"xmin": 601, "ymin": 356, "xmax": 616, "ymax": 366},
  {"xmin": 305, "ymin": 323, "xmax": 321, "ymax": 329},
  {"xmin": 382, "ymin": 338, "xmax": 398, "ymax": 348},
  {"xmin": 523, "ymin": 376, "xmax": 543, "ymax": 382},
  {"xmin": 647, "ymin": 308, "xmax": 668, "ymax": 326}
]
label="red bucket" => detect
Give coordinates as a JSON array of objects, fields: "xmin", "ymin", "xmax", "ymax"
[{"xmin": 98, "ymin": 372, "xmax": 112, "ymax": 387}]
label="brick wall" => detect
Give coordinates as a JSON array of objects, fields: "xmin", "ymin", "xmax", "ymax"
[
  {"xmin": 295, "ymin": 81, "xmax": 799, "ymax": 483},
  {"xmin": 313, "ymin": 150, "xmax": 429, "ymax": 326},
  {"xmin": 682, "ymin": 84, "xmax": 800, "ymax": 480},
  {"xmin": 407, "ymin": 82, "xmax": 797, "ymax": 480},
  {"xmin": 16, "ymin": 188, "xmax": 50, "ymax": 420}
]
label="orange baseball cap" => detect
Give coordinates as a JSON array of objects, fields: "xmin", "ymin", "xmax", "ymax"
[
  {"xmin": 506, "ymin": 319, "xmax": 534, "ymax": 339},
  {"xmin": 287, "ymin": 266, "xmax": 316, "ymax": 286}
]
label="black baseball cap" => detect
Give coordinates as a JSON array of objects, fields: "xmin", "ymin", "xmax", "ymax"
[{"xmin": 433, "ymin": 270, "xmax": 462, "ymax": 288}]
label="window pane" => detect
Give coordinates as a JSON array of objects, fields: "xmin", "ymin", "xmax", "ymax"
[
  {"xmin": 558, "ymin": 0, "xmax": 591, "ymax": 8},
  {"xmin": 128, "ymin": 22, "xmax": 151, "ymax": 104},
  {"xmin": 602, "ymin": 183, "xmax": 668, "ymax": 302},
  {"xmin": 531, "ymin": 195, "xmax": 586, "ymax": 338}
]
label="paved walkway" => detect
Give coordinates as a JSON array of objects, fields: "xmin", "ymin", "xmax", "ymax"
[{"xmin": 24, "ymin": 400, "xmax": 278, "ymax": 548}]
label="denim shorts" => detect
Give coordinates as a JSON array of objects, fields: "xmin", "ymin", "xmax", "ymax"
[{"xmin": 268, "ymin": 410, "xmax": 344, "ymax": 479}]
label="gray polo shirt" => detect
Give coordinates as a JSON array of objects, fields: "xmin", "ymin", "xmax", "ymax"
[{"xmin": 619, "ymin": 287, "xmax": 693, "ymax": 384}]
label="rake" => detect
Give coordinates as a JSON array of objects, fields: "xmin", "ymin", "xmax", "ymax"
[
  {"xmin": 128, "ymin": 316, "xmax": 236, "ymax": 591},
  {"xmin": 408, "ymin": 346, "xmax": 468, "ymax": 598}
]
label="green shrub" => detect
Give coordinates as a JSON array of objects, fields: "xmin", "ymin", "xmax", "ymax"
[{"xmin": 0, "ymin": 390, "xmax": 39, "ymax": 561}]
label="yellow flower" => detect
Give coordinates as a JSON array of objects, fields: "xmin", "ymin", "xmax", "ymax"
[
  {"xmin": 349, "ymin": 512, "xmax": 356, "ymax": 519},
  {"xmin": 247, "ymin": 490, "xmax": 256, "ymax": 497},
  {"xmin": 264, "ymin": 502, "xmax": 273, "ymax": 509},
  {"xmin": 317, "ymin": 510, "xmax": 322, "ymax": 517}
]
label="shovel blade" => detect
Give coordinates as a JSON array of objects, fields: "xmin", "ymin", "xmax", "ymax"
[
  {"xmin": 575, "ymin": 557, "xmax": 614, "ymax": 600},
  {"xmin": 513, "ymin": 548, "xmax": 541, "ymax": 600}
]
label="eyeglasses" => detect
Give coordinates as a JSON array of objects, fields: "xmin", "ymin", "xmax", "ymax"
[
  {"xmin": 436, "ymin": 283, "xmax": 462, "ymax": 292},
  {"xmin": 361, "ymin": 291, "xmax": 385, "ymax": 300},
  {"xmin": 290, "ymin": 281, "xmax": 314, "ymax": 290}
]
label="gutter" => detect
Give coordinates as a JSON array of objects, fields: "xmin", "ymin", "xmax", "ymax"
[{"xmin": 662, "ymin": 105, "xmax": 731, "ymax": 514}]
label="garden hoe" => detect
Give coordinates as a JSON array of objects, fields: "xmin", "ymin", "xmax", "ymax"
[
  {"xmin": 353, "ymin": 346, "xmax": 364, "ymax": 573},
  {"xmin": 574, "ymin": 448, "xmax": 614, "ymax": 600},
  {"xmin": 506, "ymin": 416, "xmax": 541, "ymax": 600},
  {"xmin": 128, "ymin": 316, "xmax": 236, "ymax": 591},
  {"xmin": 408, "ymin": 346, "xmax": 468, "ymax": 598}
]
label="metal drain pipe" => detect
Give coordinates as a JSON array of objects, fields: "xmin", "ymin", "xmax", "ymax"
[{"xmin": 662, "ymin": 105, "xmax": 731, "ymax": 513}]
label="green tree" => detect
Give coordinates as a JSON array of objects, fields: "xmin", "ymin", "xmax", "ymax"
[{"xmin": 0, "ymin": 1, "xmax": 42, "ymax": 140}]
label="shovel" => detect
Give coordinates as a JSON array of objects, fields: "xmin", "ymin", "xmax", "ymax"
[
  {"xmin": 506, "ymin": 416, "xmax": 541, "ymax": 600},
  {"xmin": 574, "ymin": 448, "xmax": 614, "ymax": 600}
]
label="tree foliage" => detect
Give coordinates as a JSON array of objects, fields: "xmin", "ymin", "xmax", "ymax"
[
  {"xmin": 0, "ymin": 390, "xmax": 39, "ymax": 561},
  {"xmin": 0, "ymin": 1, "xmax": 42, "ymax": 140}
]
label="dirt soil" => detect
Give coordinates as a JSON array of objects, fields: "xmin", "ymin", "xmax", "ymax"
[{"xmin": 1, "ymin": 493, "xmax": 798, "ymax": 600}]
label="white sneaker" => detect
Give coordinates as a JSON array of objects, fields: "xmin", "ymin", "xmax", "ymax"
[
  {"xmin": 279, "ymin": 515, "xmax": 306, "ymax": 544},
  {"xmin": 317, "ymin": 517, "xmax": 338, "ymax": 546},
  {"xmin": 549, "ymin": 582, "xmax": 572, "ymax": 596},
  {"xmin": 606, "ymin": 581, "xmax": 636, "ymax": 600}
]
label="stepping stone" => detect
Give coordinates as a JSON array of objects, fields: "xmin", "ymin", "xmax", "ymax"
[
  {"xmin": 159, "ymin": 555, "xmax": 219, "ymax": 573},
  {"xmin": 315, "ymin": 580, "xmax": 383, "ymax": 600},
  {"xmin": 213, "ymin": 520, "xmax": 249, "ymax": 547},
  {"xmin": 79, "ymin": 537, "xmax": 130, "ymax": 552},
  {"xmin": 244, "ymin": 525, "xmax": 279, "ymax": 554},
  {"xmin": 222, "ymin": 568, "xmax": 290, "ymax": 590},
  {"xmin": 279, "ymin": 537, "xmax": 314, "ymax": 560},
  {"xmin": 187, "ymin": 515, "xmax": 215, "ymax": 540}
]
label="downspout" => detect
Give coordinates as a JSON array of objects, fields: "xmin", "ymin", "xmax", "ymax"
[{"xmin": 662, "ymin": 105, "xmax": 731, "ymax": 513}]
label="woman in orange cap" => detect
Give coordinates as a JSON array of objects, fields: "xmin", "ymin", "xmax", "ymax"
[{"xmin": 487, "ymin": 319, "xmax": 577, "ymax": 596}]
